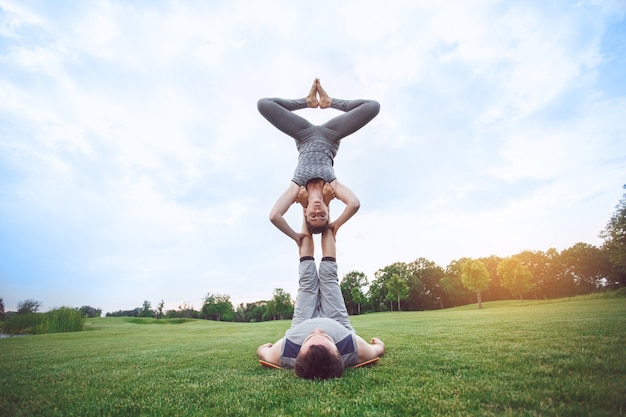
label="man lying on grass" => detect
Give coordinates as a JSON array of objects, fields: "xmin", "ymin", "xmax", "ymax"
[{"xmin": 257, "ymin": 225, "xmax": 385, "ymax": 379}]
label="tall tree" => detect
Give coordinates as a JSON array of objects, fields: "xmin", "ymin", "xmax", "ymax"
[
  {"xmin": 140, "ymin": 301, "xmax": 153, "ymax": 317},
  {"xmin": 367, "ymin": 277, "xmax": 388, "ymax": 312},
  {"xmin": 441, "ymin": 260, "xmax": 473, "ymax": 307},
  {"xmin": 497, "ymin": 257, "xmax": 535, "ymax": 301},
  {"xmin": 177, "ymin": 302, "xmax": 197, "ymax": 318},
  {"xmin": 480, "ymin": 255, "xmax": 505, "ymax": 301},
  {"xmin": 78, "ymin": 306, "xmax": 102, "ymax": 318},
  {"xmin": 600, "ymin": 185, "xmax": 626, "ymax": 287},
  {"xmin": 406, "ymin": 258, "xmax": 445, "ymax": 310},
  {"xmin": 540, "ymin": 248, "xmax": 572, "ymax": 298},
  {"xmin": 374, "ymin": 262, "xmax": 410, "ymax": 311},
  {"xmin": 386, "ymin": 273, "xmax": 409, "ymax": 311},
  {"xmin": 17, "ymin": 299, "xmax": 42, "ymax": 314},
  {"xmin": 513, "ymin": 250, "xmax": 551, "ymax": 299},
  {"xmin": 0, "ymin": 298, "xmax": 5, "ymax": 320},
  {"xmin": 202, "ymin": 293, "xmax": 234, "ymax": 321},
  {"xmin": 561, "ymin": 243, "xmax": 612, "ymax": 294},
  {"xmin": 459, "ymin": 258, "xmax": 491, "ymax": 309},
  {"xmin": 156, "ymin": 300, "xmax": 165, "ymax": 319},
  {"xmin": 341, "ymin": 271, "xmax": 368, "ymax": 315},
  {"xmin": 266, "ymin": 288, "xmax": 293, "ymax": 320}
]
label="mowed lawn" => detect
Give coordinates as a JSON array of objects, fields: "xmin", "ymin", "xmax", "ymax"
[{"xmin": 1, "ymin": 297, "xmax": 625, "ymax": 417}]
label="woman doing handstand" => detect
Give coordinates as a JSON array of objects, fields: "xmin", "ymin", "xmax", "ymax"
[{"xmin": 257, "ymin": 79, "xmax": 380, "ymax": 246}]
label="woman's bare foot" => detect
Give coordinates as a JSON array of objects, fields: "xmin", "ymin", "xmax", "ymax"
[
  {"xmin": 317, "ymin": 79, "xmax": 332, "ymax": 109},
  {"xmin": 306, "ymin": 79, "xmax": 319, "ymax": 108}
]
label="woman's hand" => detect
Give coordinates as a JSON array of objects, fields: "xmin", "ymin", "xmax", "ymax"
[
  {"xmin": 296, "ymin": 186, "xmax": 308, "ymax": 207},
  {"xmin": 322, "ymin": 183, "xmax": 336, "ymax": 206},
  {"xmin": 327, "ymin": 222, "xmax": 338, "ymax": 239},
  {"xmin": 295, "ymin": 232, "xmax": 310, "ymax": 248}
]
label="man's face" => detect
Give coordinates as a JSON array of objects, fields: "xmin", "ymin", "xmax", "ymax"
[
  {"xmin": 300, "ymin": 328, "xmax": 338, "ymax": 356},
  {"xmin": 304, "ymin": 199, "xmax": 329, "ymax": 229}
]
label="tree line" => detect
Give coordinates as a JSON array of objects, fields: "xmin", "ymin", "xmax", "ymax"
[
  {"xmin": 100, "ymin": 186, "xmax": 626, "ymax": 319},
  {"xmin": 345, "ymin": 186, "xmax": 626, "ymax": 312},
  {"xmin": 4, "ymin": 186, "xmax": 625, "ymax": 323},
  {"xmin": 104, "ymin": 288, "xmax": 295, "ymax": 323}
]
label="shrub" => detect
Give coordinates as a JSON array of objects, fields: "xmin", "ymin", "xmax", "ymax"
[
  {"xmin": 1, "ymin": 308, "xmax": 85, "ymax": 335},
  {"xmin": 1, "ymin": 313, "xmax": 44, "ymax": 335},
  {"xmin": 37, "ymin": 307, "xmax": 85, "ymax": 334}
]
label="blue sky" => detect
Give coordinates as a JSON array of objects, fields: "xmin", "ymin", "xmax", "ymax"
[{"xmin": 1, "ymin": 0, "xmax": 624, "ymax": 314}]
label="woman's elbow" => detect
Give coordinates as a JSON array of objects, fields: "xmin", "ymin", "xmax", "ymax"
[{"xmin": 269, "ymin": 211, "xmax": 281, "ymax": 224}]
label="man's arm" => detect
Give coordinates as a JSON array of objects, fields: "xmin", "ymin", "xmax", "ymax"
[
  {"xmin": 257, "ymin": 338, "xmax": 284, "ymax": 365},
  {"xmin": 269, "ymin": 183, "xmax": 307, "ymax": 245},
  {"xmin": 328, "ymin": 180, "xmax": 360, "ymax": 235},
  {"xmin": 355, "ymin": 335, "xmax": 385, "ymax": 362}
]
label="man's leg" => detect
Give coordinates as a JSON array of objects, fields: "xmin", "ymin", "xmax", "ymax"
[
  {"xmin": 290, "ymin": 225, "xmax": 320, "ymax": 328},
  {"xmin": 318, "ymin": 229, "xmax": 354, "ymax": 331}
]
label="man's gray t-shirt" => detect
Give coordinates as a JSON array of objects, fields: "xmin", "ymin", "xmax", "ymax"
[{"xmin": 280, "ymin": 317, "xmax": 358, "ymax": 369}]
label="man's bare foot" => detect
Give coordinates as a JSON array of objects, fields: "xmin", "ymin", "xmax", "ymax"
[
  {"xmin": 306, "ymin": 79, "xmax": 319, "ymax": 108},
  {"xmin": 317, "ymin": 79, "xmax": 332, "ymax": 109}
]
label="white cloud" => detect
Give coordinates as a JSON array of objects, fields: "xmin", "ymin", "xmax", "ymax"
[{"xmin": 0, "ymin": 0, "xmax": 624, "ymax": 313}]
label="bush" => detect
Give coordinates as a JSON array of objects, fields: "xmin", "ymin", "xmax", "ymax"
[
  {"xmin": 37, "ymin": 307, "xmax": 85, "ymax": 333},
  {"xmin": 1, "ymin": 308, "xmax": 85, "ymax": 335},
  {"xmin": 613, "ymin": 287, "xmax": 626, "ymax": 298},
  {"xmin": 1, "ymin": 313, "xmax": 44, "ymax": 335}
]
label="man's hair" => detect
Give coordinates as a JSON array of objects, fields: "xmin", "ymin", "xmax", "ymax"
[
  {"xmin": 294, "ymin": 344, "xmax": 345, "ymax": 379},
  {"xmin": 305, "ymin": 218, "xmax": 329, "ymax": 235}
]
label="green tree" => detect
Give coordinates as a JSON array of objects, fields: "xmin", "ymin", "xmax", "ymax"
[
  {"xmin": 497, "ymin": 257, "xmax": 535, "ymax": 302},
  {"xmin": 373, "ymin": 262, "xmax": 410, "ymax": 311},
  {"xmin": 599, "ymin": 186, "xmax": 626, "ymax": 287},
  {"xmin": 341, "ymin": 271, "xmax": 368, "ymax": 315},
  {"xmin": 480, "ymin": 255, "xmax": 506, "ymax": 301},
  {"xmin": 17, "ymin": 299, "xmax": 42, "ymax": 315},
  {"xmin": 266, "ymin": 288, "xmax": 293, "ymax": 320},
  {"xmin": 367, "ymin": 277, "xmax": 388, "ymax": 312},
  {"xmin": 156, "ymin": 300, "xmax": 165, "ymax": 319},
  {"xmin": 78, "ymin": 306, "xmax": 102, "ymax": 318},
  {"xmin": 561, "ymin": 243, "xmax": 612, "ymax": 294},
  {"xmin": 459, "ymin": 258, "xmax": 491, "ymax": 309},
  {"xmin": 406, "ymin": 258, "xmax": 445, "ymax": 310},
  {"xmin": 140, "ymin": 301, "xmax": 153, "ymax": 317},
  {"xmin": 202, "ymin": 293, "xmax": 234, "ymax": 321},
  {"xmin": 235, "ymin": 301, "xmax": 268, "ymax": 322},
  {"xmin": 441, "ymin": 259, "xmax": 473, "ymax": 307},
  {"xmin": 177, "ymin": 302, "xmax": 198, "ymax": 319},
  {"xmin": 0, "ymin": 298, "xmax": 5, "ymax": 320},
  {"xmin": 513, "ymin": 250, "xmax": 552, "ymax": 299},
  {"xmin": 386, "ymin": 273, "xmax": 409, "ymax": 311}
]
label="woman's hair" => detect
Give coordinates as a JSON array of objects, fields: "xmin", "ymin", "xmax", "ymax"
[
  {"xmin": 306, "ymin": 218, "xmax": 329, "ymax": 235},
  {"xmin": 294, "ymin": 344, "xmax": 344, "ymax": 379}
]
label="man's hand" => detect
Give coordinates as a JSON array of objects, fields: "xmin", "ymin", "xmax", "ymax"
[{"xmin": 257, "ymin": 343, "xmax": 273, "ymax": 359}]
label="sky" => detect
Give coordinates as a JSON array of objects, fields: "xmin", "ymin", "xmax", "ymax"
[{"xmin": 1, "ymin": 0, "xmax": 625, "ymax": 315}]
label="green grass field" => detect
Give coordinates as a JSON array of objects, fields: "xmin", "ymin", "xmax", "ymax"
[{"xmin": 1, "ymin": 297, "xmax": 625, "ymax": 417}]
